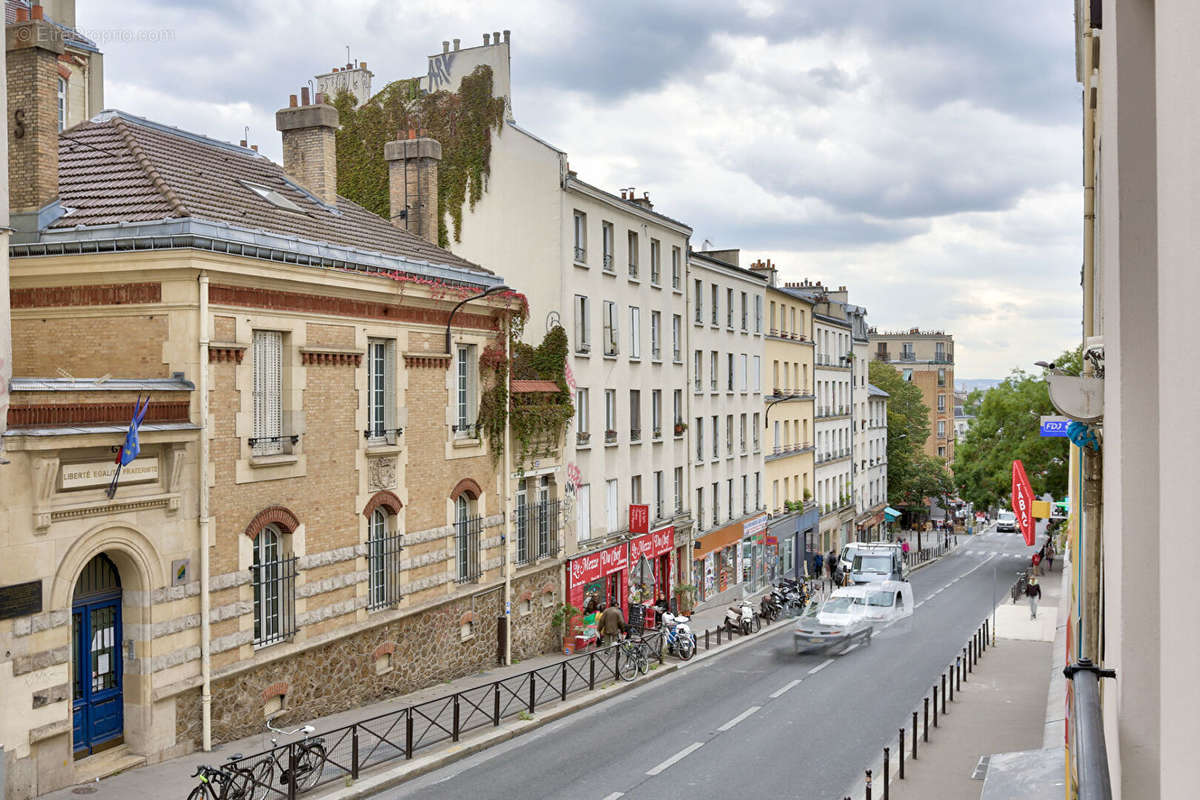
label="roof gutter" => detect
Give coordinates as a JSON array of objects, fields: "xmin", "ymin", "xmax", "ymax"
[{"xmin": 10, "ymin": 217, "xmax": 504, "ymax": 290}]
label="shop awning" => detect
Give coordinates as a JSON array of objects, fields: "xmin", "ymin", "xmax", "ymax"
[{"xmin": 884, "ymin": 506, "xmax": 902, "ymax": 521}]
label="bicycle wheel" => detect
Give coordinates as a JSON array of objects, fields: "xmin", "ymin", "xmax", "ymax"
[
  {"xmin": 297, "ymin": 743, "xmax": 326, "ymax": 792},
  {"xmin": 248, "ymin": 758, "xmax": 274, "ymax": 800},
  {"xmin": 226, "ymin": 766, "xmax": 258, "ymax": 800},
  {"xmin": 752, "ymin": 615, "xmax": 762, "ymax": 633},
  {"xmin": 676, "ymin": 635, "xmax": 695, "ymax": 660},
  {"xmin": 617, "ymin": 646, "xmax": 639, "ymax": 682},
  {"xmin": 187, "ymin": 785, "xmax": 208, "ymax": 800},
  {"xmin": 636, "ymin": 650, "xmax": 649, "ymax": 675}
]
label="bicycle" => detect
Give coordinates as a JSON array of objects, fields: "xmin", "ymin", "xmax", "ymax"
[
  {"xmin": 187, "ymin": 757, "xmax": 257, "ymax": 800},
  {"xmin": 617, "ymin": 634, "xmax": 649, "ymax": 681},
  {"xmin": 247, "ymin": 723, "xmax": 327, "ymax": 799}
]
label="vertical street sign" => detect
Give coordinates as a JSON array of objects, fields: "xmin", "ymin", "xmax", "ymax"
[
  {"xmin": 628, "ymin": 504, "xmax": 649, "ymax": 534},
  {"xmin": 1011, "ymin": 459, "xmax": 1036, "ymax": 546}
]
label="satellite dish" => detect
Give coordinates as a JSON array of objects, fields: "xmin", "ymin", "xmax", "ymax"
[{"xmin": 1046, "ymin": 375, "xmax": 1103, "ymax": 423}]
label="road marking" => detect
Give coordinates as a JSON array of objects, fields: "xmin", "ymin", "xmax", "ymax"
[
  {"xmin": 842, "ymin": 642, "xmax": 860, "ymax": 654},
  {"xmin": 602, "ymin": 794, "xmax": 625, "ymax": 800},
  {"xmin": 770, "ymin": 679, "xmax": 803, "ymax": 698},
  {"xmin": 646, "ymin": 742, "xmax": 705, "ymax": 776},
  {"xmin": 717, "ymin": 705, "xmax": 762, "ymax": 731},
  {"xmin": 914, "ymin": 600, "xmax": 925, "ymax": 608},
  {"xmin": 808, "ymin": 658, "xmax": 835, "ymax": 675}
]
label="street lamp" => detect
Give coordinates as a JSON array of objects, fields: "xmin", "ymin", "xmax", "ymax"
[{"xmin": 444, "ymin": 283, "xmax": 511, "ymax": 354}]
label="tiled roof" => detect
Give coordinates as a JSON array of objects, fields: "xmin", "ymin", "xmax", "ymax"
[
  {"xmin": 511, "ymin": 379, "xmax": 561, "ymax": 393},
  {"xmin": 50, "ymin": 110, "xmax": 490, "ymax": 276}
]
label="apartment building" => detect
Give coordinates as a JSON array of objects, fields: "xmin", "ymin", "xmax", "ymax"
[
  {"xmin": 388, "ymin": 35, "xmax": 695, "ymax": 618},
  {"xmin": 684, "ymin": 250, "xmax": 768, "ymax": 603},
  {"xmin": 0, "ymin": 41, "xmax": 561, "ymax": 795},
  {"xmin": 868, "ymin": 329, "xmax": 955, "ymax": 460},
  {"xmin": 864, "ymin": 385, "xmax": 889, "ymax": 540},
  {"xmin": 7, "ymin": 1, "xmax": 104, "ymax": 130}
]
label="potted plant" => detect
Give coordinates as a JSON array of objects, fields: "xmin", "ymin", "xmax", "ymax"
[
  {"xmin": 803, "ymin": 489, "xmax": 812, "ymax": 501},
  {"xmin": 673, "ymin": 421, "xmax": 688, "ymax": 436},
  {"xmin": 673, "ymin": 583, "xmax": 697, "ymax": 615},
  {"xmin": 551, "ymin": 601, "xmax": 581, "ymax": 653}
]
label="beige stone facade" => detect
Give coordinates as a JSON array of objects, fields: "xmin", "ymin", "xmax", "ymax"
[{"xmin": 868, "ymin": 329, "xmax": 955, "ymax": 461}]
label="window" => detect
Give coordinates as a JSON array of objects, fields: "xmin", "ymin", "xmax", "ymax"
[
  {"xmin": 573, "ymin": 211, "xmax": 587, "ymax": 263},
  {"xmin": 936, "ymin": 342, "xmax": 946, "ymax": 360},
  {"xmin": 252, "ymin": 330, "xmax": 284, "ymax": 456},
  {"xmin": 752, "ymin": 356, "xmax": 761, "ymax": 392},
  {"xmin": 605, "ymin": 389, "xmax": 617, "ymax": 439},
  {"xmin": 739, "ymin": 353, "xmax": 748, "ymax": 392},
  {"xmin": 602, "ymin": 301, "xmax": 618, "ymax": 356},
  {"xmin": 574, "ymin": 295, "xmax": 590, "ymax": 353},
  {"xmin": 774, "ymin": 420, "xmax": 781, "ymax": 450},
  {"xmin": 631, "ymin": 474, "xmax": 642, "ymax": 504},
  {"xmin": 754, "ymin": 295, "xmax": 762, "ymax": 333},
  {"xmin": 576, "ymin": 484, "xmax": 591, "ymax": 541},
  {"xmin": 673, "ymin": 390, "xmax": 682, "ymax": 427},
  {"xmin": 727, "ymin": 353, "xmax": 735, "ymax": 391},
  {"xmin": 455, "ymin": 345, "xmax": 478, "ymax": 438},
  {"xmin": 252, "ymin": 525, "xmax": 295, "ymax": 647},
  {"xmin": 742, "ymin": 475, "xmax": 749, "ymax": 515},
  {"xmin": 938, "ymin": 368, "xmax": 946, "ymax": 387},
  {"xmin": 651, "ymin": 390, "xmax": 662, "ymax": 438},
  {"xmin": 772, "ymin": 480, "xmax": 779, "ymax": 511},
  {"xmin": 650, "ymin": 239, "xmax": 661, "ymax": 284},
  {"xmin": 57, "ymin": 76, "xmax": 67, "ymax": 131},
  {"xmin": 671, "ymin": 246, "xmax": 681, "ymax": 289},
  {"xmin": 456, "ymin": 495, "xmax": 481, "ymax": 582},
  {"xmin": 712, "ymin": 482, "xmax": 720, "ymax": 526},
  {"xmin": 576, "ymin": 388, "xmax": 589, "ymax": 439},
  {"xmin": 938, "ymin": 446, "xmax": 946, "ymax": 458},
  {"xmin": 628, "ymin": 230, "xmax": 639, "ymax": 278},
  {"xmin": 693, "ymin": 350, "xmax": 703, "ymax": 393},
  {"xmin": 726, "ymin": 415, "xmax": 733, "ymax": 455},
  {"xmin": 650, "ymin": 311, "xmax": 661, "ymax": 360},
  {"xmin": 629, "ymin": 306, "xmax": 641, "ymax": 360},
  {"xmin": 367, "ymin": 339, "xmax": 396, "ymax": 443},
  {"xmin": 755, "ymin": 472, "xmax": 761, "ymax": 510},
  {"xmin": 740, "ymin": 414, "xmax": 747, "ymax": 454},
  {"xmin": 710, "ymin": 351, "xmax": 718, "ymax": 391},
  {"xmin": 602, "ymin": 222, "xmax": 615, "ymax": 271},
  {"xmin": 727, "ymin": 288, "xmax": 735, "ymax": 328},
  {"xmin": 937, "ymin": 394, "xmax": 946, "ymax": 412},
  {"xmin": 752, "ymin": 413, "xmax": 760, "ymax": 450},
  {"xmin": 671, "ymin": 315, "xmax": 682, "ymax": 361},
  {"xmin": 902, "ymin": 342, "xmax": 914, "ymax": 359},
  {"xmin": 694, "ymin": 279, "xmax": 704, "ymax": 323},
  {"xmin": 654, "ymin": 471, "xmax": 664, "ymax": 519},
  {"xmin": 902, "ymin": 369, "xmax": 913, "ymax": 382},
  {"xmin": 695, "ymin": 417, "xmax": 704, "ymax": 462},
  {"xmin": 741, "ymin": 292, "xmax": 749, "ymax": 330},
  {"xmin": 696, "ymin": 487, "xmax": 705, "ymax": 530},
  {"xmin": 630, "ymin": 390, "xmax": 641, "ymax": 441},
  {"xmin": 712, "ymin": 415, "xmax": 719, "ymax": 459},
  {"xmin": 937, "ymin": 420, "xmax": 946, "ymax": 439},
  {"xmin": 769, "ymin": 302, "xmax": 777, "ymax": 333},
  {"xmin": 674, "ymin": 467, "xmax": 684, "ymax": 514},
  {"xmin": 367, "ymin": 508, "xmax": 402, "ymax": 610},
  {"xmin": 606, "ymin": 479, "xmax": 619, "ymax": 532},
  {"xmin": 711, "ymin": 284, "xmax": 720, "ymax": 325}
]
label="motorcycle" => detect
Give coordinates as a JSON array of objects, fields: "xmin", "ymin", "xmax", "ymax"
[
  {"xmin": 760, "ymin": 593, "xmax": 780, "ymax": 623},
  {"xmin": 659, "ymin": 611, "xmax": 695, "ymax": 660},
  {"xmin": 726, "ymin": 599, "xmax": 757, "ymax": 635}
]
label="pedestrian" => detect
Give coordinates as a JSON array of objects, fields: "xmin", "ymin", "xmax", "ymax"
[
  {"xmin": 1025, "ymin": 576, "xmax": 1042, "ymax": 620},
  {"xmin": 597, "ymin": 603, "xmax": 627, "ymax": 646},
  {"xmin": 813, "ymin": 552, "xmax": 824, "ymax": 579},
  {"xmin": 1031, "ymin": 550, "xmax": 1042, "ymax": 576},
  {"xmin": 827, "ymin": 549, "xmax": 837, "ymax": 580},
  {"xmin": 1046, "ymin": 542, "xmax": 1055, "ymax": 572},
  {"xmin": 900, "ymin": 538, "xmax": 910, "ymax": 556}
]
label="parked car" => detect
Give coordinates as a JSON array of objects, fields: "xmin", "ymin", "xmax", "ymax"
[
  {"xmin": 996, "ymin": 510, "xmax": 1017, "ymax": 532},
  {"xmin": 849, "ymin": 543, "xmax": 909, "ymax": 584}
]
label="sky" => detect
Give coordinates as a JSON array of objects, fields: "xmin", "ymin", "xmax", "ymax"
[{"xmin": 82, "ymin": 0, "xmax": 1083, "ymax": 379}]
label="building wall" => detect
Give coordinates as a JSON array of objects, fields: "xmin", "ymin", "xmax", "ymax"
[
  {"xmin": 814, "ymin": 318, "xmax": 853, "ymax": 551},
  {"xmin": 763, "ymin": 287, "xmax": 815, "ymax": 516}
]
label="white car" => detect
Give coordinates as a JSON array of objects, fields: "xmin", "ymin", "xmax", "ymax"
[{"xmin": 996, "ymin": 510, "xmax": 1017, "ymax": 532}]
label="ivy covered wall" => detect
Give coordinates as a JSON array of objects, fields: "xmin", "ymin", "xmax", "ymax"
[{"xmin": 331, "ymin": 66, "xmax": 506, "ymax": 248}]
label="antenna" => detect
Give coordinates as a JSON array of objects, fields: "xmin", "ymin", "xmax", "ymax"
[
  {"xmin": 346, "ymin": 44, "xmax": 351, "ymax": 64},
  {"xmin": 701, "ymin": 238, "xmax": 714, "ymax": 250},
  {"xmin": 243, "ymin": 125, "xmax": 249, "ymax": 143}
]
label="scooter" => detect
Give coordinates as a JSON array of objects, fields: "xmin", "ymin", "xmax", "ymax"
[
  {"xmin": 659, "ymin": 611, "xmax": 695, "ymax": 660},
  {"xmin": 726, "ymin": 599, "xmax": 756, "ymax": 635},
  {"xmin": 760, "ymin": 593, "xmax": 780, "ymax": 623}
]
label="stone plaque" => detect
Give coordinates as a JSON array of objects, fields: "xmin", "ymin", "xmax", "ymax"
[
  {"xmin": 62, "ymin": 458, "xmax": 158, "ymax": 490},
  {"xmin": 368, "ymin": 456, "xmax": 397, "ymax": 491},
  {"xmin": 0, "ymin": 580, "xmax": 42, "ymax": 621}
]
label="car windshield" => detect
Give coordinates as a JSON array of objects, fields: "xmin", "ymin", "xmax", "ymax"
[
  {"xmin": 822, "ymin": 596, "xmax": 860, "ymax": 614},
  {"xmin": 999, "ymin": 512, "xmax": 1015, "ymax": 520},
  {"xmin": 854, "ymin": 555, "xmax": 892, "ymax": 573},
  {"xmin": 867, "ymin": 592, "xmax": 895, "ymax": 607}
]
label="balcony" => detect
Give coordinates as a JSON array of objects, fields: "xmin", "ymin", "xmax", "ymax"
[{"xmin": 765, "ymin": 441, "xmax": 814, "ymax": 462}]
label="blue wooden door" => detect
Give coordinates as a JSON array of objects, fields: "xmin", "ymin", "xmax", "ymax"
[{"xmin": 72, "ymin": 555, "xmax": 123, "ymax": 758}]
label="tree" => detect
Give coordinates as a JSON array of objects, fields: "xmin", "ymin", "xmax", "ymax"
[
  {"xmin": 953, "ymin": 345, "xmax": 1080, "ymax": 510},
  {"xmin": 868, "ymin": 361, "xmax": 953, "ymax": 510}
]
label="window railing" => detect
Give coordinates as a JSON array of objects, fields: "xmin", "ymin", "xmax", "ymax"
[
  {"xmin": 452, "ymin": 421, "xmax": 480, "ymax": 439},
  {"xmin": 652, "ymin": 426, "xmax": 662, "ymax": 440},
  {"xmin": 574, "ymin": 246, "xmax": 586, "ymax": 263},
  {"xmin": 516, "ymin": 500, "xmax": 560, "ymax": 566},
  {"xmin": 630, "ymin": 427, "xmax": 642, "ymax": 442},
  {"xmin": 605, "ymin": 429, "xmax": 618, "ymax": 444},
  {"xmin": 603, "ymin": 253, "xmax": 614, "ymax": 272},
  {"xmin": 456, "ymin": 514, "xmax": 483, "ymax": 583},
  {"xmin": 651, "ymin": 266, "xmax": 660, "ymax": 284},
  {"xmin": 367, "ymin": 532, "xmax": 404, "ymax": 611},
  {"xmin": 629, "ymin": 261, "xmax": 639, "ymax": 279},
  {"xmin": 252, "ymin": 555, "xmax": 298, "ymax": 647},
  {"xmin": 576, "ymin": 430, "xmax": 591, "ymax": 446}
]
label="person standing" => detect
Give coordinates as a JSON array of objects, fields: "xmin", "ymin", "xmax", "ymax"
[
  {"xmin": 598, "ymin": 603, "xmax": 627, "ymax": 646},
  {"xmin": 1025, "ymin": 576, "xmax": 1042, "ymax": 620},
  {"xmin": 813, "ymin": 552, "xmax": 824, "ymax": 580},
  {"xmin": 827, "ymin": 549, "xmax": 837, "ymax": 580}
]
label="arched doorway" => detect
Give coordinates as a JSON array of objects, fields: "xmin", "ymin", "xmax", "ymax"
[{"xmin": 72, "ymin": 553, "xmax": 123, "ymax": 758}]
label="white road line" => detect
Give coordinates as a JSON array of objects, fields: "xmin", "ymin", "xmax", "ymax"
[
  {"xmin": 770, "ymin": 679, "xmax": 803, "ymax": 698},
  {"xmin": 842, "ymin": 642, "xmax": 860, "ymax": 654},
  {"xmin": 808, "ymin": 658, "xmax": 835, "ymax": 675},
  {"xmin": 646, "ymin": 742, "xmax": 705, "ymax": 776},
  {"xmin": 914, "ymin": 600, "xmax": 925, "ymax": 608},
  {"xmin": 601, "ymin": 794, "xmax": 625, "ymax": 800},
  {"xmin": 717, "ymin": 705, "xmax": 762, "ymax": 732}
]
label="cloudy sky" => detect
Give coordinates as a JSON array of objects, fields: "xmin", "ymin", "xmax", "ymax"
[{"xmin": 84, "ymin": 0, "xmax": 1082, "ymax": 379}]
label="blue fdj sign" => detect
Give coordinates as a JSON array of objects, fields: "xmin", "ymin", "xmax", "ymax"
[{"xmin": 1040, "ymin": 417, "xmax": 1070, "ymax": 438}]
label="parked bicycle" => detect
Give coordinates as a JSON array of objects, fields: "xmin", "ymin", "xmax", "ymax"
[
  {"xmin": 187, "ymin": 756, "xmax": 257, "ymax": 800},
  {"xmin": 1011, "ymin": 570, "xmax": 1029, "ymax": 604},
  {"xmin": 247, "ymin": 722, "xmax": 327, "ymax": 799},
  {"xmin": 618, "ymin": 634, "xmax": 650, "ymax": 681}
]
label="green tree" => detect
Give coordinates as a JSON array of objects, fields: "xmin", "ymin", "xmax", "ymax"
[
  {"xmin": 868, "ymin": 361, "xmax": 952, "ymax": 509},
  {"xmin": 953, "ymin": 345, "xmax": 1079, "ymax": 510}
]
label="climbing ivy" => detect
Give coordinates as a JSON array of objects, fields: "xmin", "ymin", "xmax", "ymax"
[
  {"xmin": 332, "ymin": 67, "xmax": 506, "ymax": 247},
  {"xmin": 477, "ymin": 324, "xmax": 574, "ymax": 468}
]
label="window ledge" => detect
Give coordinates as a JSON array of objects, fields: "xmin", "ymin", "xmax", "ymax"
[
  {"xmin": 603, "ymin": 354, "xmax": 618, "ymax": 361},
  {"xmin": 453, "ymin": 437, "xmax": 482, "ymax": 449},
  {"xmin": 650, "ymin": 282, "xmax": 662, "ymax": 290},
  {"xmin": 574, "ymin": 260, "xmax": 588, "ymax": 268},
  {"xmin": 575, "ymin": 349, "xmax": 591, "ymax": 358},
  {"xmin": 366, "ymin": 443, "xmax": 403, "ymax": 455},
  {"xmin": 250, "ymin": 454, "xmax": 299, "ymax": 469}
]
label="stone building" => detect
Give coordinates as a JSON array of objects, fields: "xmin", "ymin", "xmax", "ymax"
[
  {"xmin": 867, "ymin": 328, "xmax": 955, "ymax": 461},
  {"xmin": 0, "ymin": 33, "xmax": 563, "ymax": 796},
  {"xmin": 6, "ymin": 1, "xmax": 103, "ymax": 130}
]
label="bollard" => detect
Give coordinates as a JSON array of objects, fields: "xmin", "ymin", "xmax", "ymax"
[
  {"xmin": 351, "ymin": 727, "xmax": 359, "ymax": 780},
  {"xmin": 923, "ymin": 696, "xmax": 929, "ymax": 742},
  {"xmin": 898, "ymin": 728, "xmax": 905, "ymax": 779},
  {"xmin": 705, "ymin": 629, "xmax": 710, "ymax": 650},
  {"xmin": 962, "ymin": 647, "xmax": 968, "ymax": 682},
  {"xmin": 912, "ymin": 711, "xmax": 918, "ymax": 760},
  {"xmin": 865, "ymin": 768, "xmax": 872, "ymax": 800},
  {"xmin": 883, "ymin": 747, "xmax": 890, "ymax": 800},
  {"xmin": 933, "ymin": 682, "xmax": 939, "ymax": 726},
  {"xmin": 950, "ymin": 666, "xmax": 955, "ymax": 702},
  {"xmin": 942, "ymin": 672, "xmax": 947, "ymax": 714},
  {"xmin": 717, "ymin": 625, "xmax": 722, "ymax": 645}
]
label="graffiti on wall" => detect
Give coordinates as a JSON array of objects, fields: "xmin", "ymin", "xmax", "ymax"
[{"xmin": 426, "ymin": 52, "xmax": 456, "ymax": 91}]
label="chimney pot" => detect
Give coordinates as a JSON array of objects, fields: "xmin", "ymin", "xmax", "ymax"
[
  {"xmin": 443, "ymin": 41, "xmax": 450, "ymax": 53},
  {"xmin": 15, "ymin": 7, "xmax": 28, "ymax": 21},
  {"xmin": 288, "ymin": 94, "xmax": 298, "ymax": 108},
  {"xmin": 483, "ymin": 33, "xmax": 491, "ymax": 45},
  {"xmin": 503, "ymin": 30, "xmax": 511, "ymax": 44},
  {"xmin": 240, "ymin": 139, "xmax": 248, "ymax": 148},
  {"xmin": 346, "ymin": 62, "xmax": 353, "ymax": 70},
  {"xmin": 300, "ymin": 86, "xmax": 311, "ymax": 105},
  {"xmin": 453, "ymin": 39, "xmax": 460, "ymax": 50},
  {"xmin": 251, "ymin": 144, "xmax": 258, "ymax": 152},
  {"xmin": 493, "ymin": 31, "xmax": 501, "ymax": 45},
  {"xmin": 385, "ymin": 135, "xmax": 443, "ymax": 244},
  {"xmin": 360, "ymin": 60, "xmax": 367, "ymax": 69},
  {"xmin": 31, "ymin": 5, "xmax": 44, "ymax": 20},
  {"xmin": 408, "ymin": 127, "xmax": 416, "ymax": 140},
  {"xmin": 315, "ymin": 92, "xmax": 326, "ymax": 105}
]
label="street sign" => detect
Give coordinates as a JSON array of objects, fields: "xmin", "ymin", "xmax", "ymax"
[
  {"xmin": 1039, "ymin": 416, "xmax": 1070, "ymax": 437},
  {"xmin": 628, "ymin": 504, "xmax": 649, "ymax": 534},
  {"xmin": 1011, "ymin": 459, "xmax": 1036, "ymax": 546}
]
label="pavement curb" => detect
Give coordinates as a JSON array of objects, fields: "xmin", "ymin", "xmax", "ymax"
[{"xmin": 320, "ymin": 617, "xmax": 793, "ymax": 799}]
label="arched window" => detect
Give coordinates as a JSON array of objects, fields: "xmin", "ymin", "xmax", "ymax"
[
  {"xmin": 367, "ymin": 508, "xmax": 402, "ymax": 610},
  {"xmin": 252, "ymin": 525, "xmax": 295, "ymax": 646},
  {"xmin": 455, "ymin": 494, "xmax": 480, "ymax": 583}
]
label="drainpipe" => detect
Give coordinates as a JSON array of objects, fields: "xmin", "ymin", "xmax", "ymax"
[
  {"xmin": 503, "ymin": 312, "xmax": 513, "ymax": 666},
  {"xmin": 198, "ymin": 273, "xmax": 213, "ymax": 751}
]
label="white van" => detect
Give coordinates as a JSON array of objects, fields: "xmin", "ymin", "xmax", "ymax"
[{"xmin": 996, "ymin": 510, "xmax": 1017, "ymax": 532}]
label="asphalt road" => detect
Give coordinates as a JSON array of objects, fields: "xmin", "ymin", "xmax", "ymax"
[{"xmin": 378, "ymin": 525, "xmax": 1043, "ymax": 800}]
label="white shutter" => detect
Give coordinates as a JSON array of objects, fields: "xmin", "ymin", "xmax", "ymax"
[
  {"xmin": 253, "ymin": 331, "xmax": 283, "ymax": 455},
  {"xmin": 606, "ymin": 479, "xmax": 618, "ymax": 533},
  {"xmin": 576, "ymin": 484, "xmax": 591, "ymax": 542}
]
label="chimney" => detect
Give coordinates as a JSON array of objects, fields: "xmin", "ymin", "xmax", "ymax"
[
  {"xmin": 384, "ymin": 133, "xmax": 442, "ymax": 244},
  {"xmin": 7, "ymin": 10, "xmax": 66, "ymax": 217},
  {"xmin": 503, "ymin": 30, "xmax": 511, "ymax": 44},
  {"xmin": 492, "ymin": 31, "xmax": 500, "ymax": 46},
  {"xmin": 442, "ymin": 40, "xmax": 450, "ymax": 53},
  {"xmin": 631, "ymin": 190, "xmax": 653, "ymax": 210},
  {"xmin": 483, "ymin": 32, "xmax": 491, "ymax": 45},
  {"xmin": 453, "ymin": 38, "xmax": 460, "ymax": 51},
  {"xmin": 275, "ymin": 88, "xmax": 339, "ymax": 205}
]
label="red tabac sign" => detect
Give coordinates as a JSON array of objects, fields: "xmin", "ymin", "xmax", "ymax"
[
  {"xmin": 1011, "ymin": 459, "xmax": 1036, "ymax": 546},
  {"xmin": 568, "ymin": 542, "xmax": 628, "ymax": 588},
  {"xmin": 628, "ymin": 504, "xmax": 650, "ymax": 534},
  {"xmin": 630, "ymin": 527, "xmax": 674, "ymax": 562}
]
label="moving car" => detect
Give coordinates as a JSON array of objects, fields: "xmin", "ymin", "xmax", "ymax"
[
  {"xmin": 848, "ymin": 543, "xmax": 909, "ymax": 584},
  {"xmin": 792, "ymin": 586, "xmax": 876, "ymax": 655},
  {"xmin": 996, "ymin": 510, "xmax": 1017, "ymax": 532}
]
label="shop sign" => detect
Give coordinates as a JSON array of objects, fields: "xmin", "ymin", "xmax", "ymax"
[
  {"xmin": 765, "ymin": 536, "xmax": 779, "ymax": 546},
  {"xmin": 62, "ymin": 458, "xmax": 158, "ymax": 490},
  {"xmin": 628, "ymin": 504, "xmax": 649, "ymax": 534},
  {"xmin": 568, "ymin": 541, "xmax": 628, "ymax": 588},
  {"xmin": 630, "ymin": 526, "xmax": 674, "ymax": 562},
  {"xmin": 742, "ymin": 515, "xmax": 767, "ymax": 539}
]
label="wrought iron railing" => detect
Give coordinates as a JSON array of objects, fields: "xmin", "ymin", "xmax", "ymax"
[
  {"xmin": 456, "ymin": 514, "xmax": 482, "ymax": 583},
  {"xmin": 366, "ymin": 533, "xmax": 404, "ymax": 611},
  {"xmin": 252, "ymin": 556, "xmax": 298, "ymax": 647}
]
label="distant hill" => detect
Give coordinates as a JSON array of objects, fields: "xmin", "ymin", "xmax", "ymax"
[{"xmin": 956, "ymin": 378, "xmax": 1002, "ymax": 393}]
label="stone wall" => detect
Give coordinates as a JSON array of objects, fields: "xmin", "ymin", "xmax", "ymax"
[{"xmin": 175, "ymin": 564, "xmax": 561, "ymax": 747}]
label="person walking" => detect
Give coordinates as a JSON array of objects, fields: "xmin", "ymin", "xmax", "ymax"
[
  {"xmin": 1025, "ymin": 576, "xmax": 1042, "ymax": 620},
  {"xmin": 1045, "ymin": 541, "xmax": 1055, "ymax": 572},
  {"xmin": 826, "ymin": 549, "xmax": 837, "ymax": 581},
  {"xmin": 813, "ymin": 552, "xmax": 824, "ymax": 580},
  {"xmin": 597, "ymin": 603, "xmax": 627, "ymax": 646}
]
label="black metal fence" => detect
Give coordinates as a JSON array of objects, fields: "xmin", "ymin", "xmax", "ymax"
[
  {"xmin": 456, "ymin": 514, "xmax": 482, "ymax": 583},
  {"xmin": 226, "ymin": 630, "xmax": 665, "ymax": 798},
  {"xmin": 252, "ymin": 556, "xmax": 297, "ymax": 648},
  {"xmin": 366, "ymin": 532, "xmax": 404, "ymax": 611}
]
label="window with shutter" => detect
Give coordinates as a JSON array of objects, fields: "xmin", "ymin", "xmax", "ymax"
[{"xmin": 253, "ymin": 330, "xmax": 283, "ymax": 455}]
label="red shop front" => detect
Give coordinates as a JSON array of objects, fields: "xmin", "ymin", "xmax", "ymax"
[
  {"xmin": 629, "ymin": 526, "xmax": 674, "ymax": 625},
  {"xmin": 568, "ymin": 541, "xmax": 629, "ymax": 619}
]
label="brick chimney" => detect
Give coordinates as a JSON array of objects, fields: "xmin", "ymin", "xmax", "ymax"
[
  {"xmin": 7, "ymin": 7, "xmax": 66, "ymax": 216},
  {"xmin": 275, "ymin": 88, "xmax": 339, "ymax": 205},
  {"xmin": 384, "ymin": 132, "xmax": 442, "ymax": 244}
]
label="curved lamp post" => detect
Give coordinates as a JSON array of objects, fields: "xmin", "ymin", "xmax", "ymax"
[{"xmin": 444, "ymin": 283, "xmax": 511, "ymax": 354}]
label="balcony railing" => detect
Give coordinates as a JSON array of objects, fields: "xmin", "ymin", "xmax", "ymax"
[
  {"xmin": 515, "ymin": 500, "xmax": 561, "ymax": 566},
  {"xmin": 603, "ymin": 253, "xmax": 614, "ymax": 272},
  {"xmin": 1065, "ymin": 659, "xmax": 1115, "ymax": 800},
  {"xmin": 629, "ymin": 262, "xmax": 639, "ymax": 279},
  {"xmin": 574, "ymin": 246, "xmax": 586, "ymax": 263},
  {"xmin": 630, "ymin": 428, "xmax": 642, "ymax": 443}
]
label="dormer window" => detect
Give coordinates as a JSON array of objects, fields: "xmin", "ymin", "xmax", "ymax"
[{"xmin": 241, "ymin": 180, "xmax": 305, "ymax": 213}]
